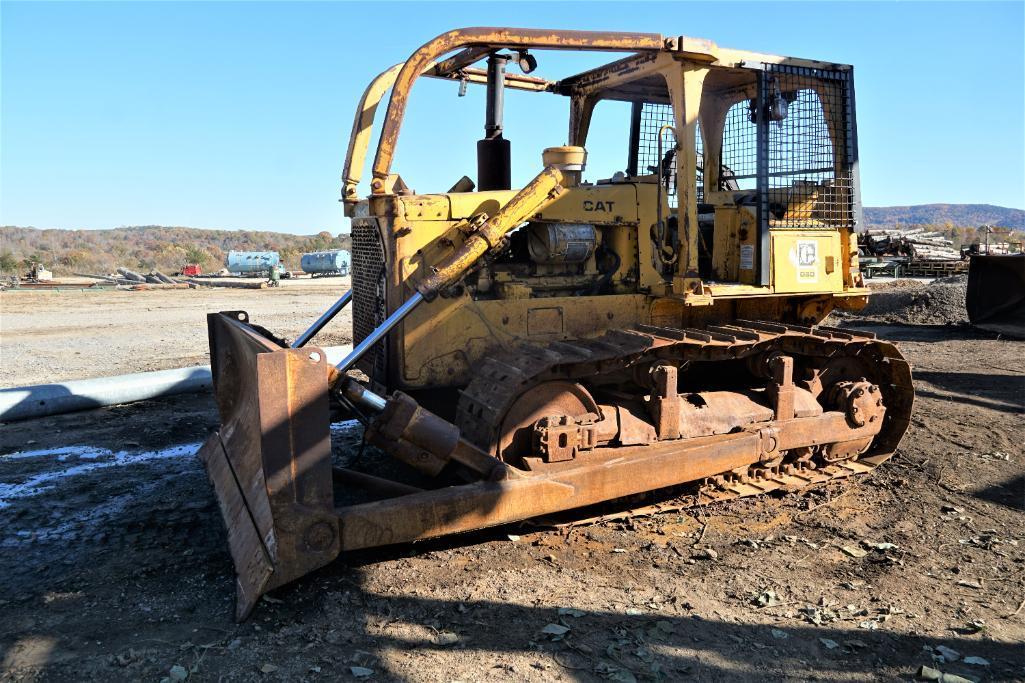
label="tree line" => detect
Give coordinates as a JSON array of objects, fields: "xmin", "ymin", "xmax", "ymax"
[
  {"xmin": 871, "ymin": 222, "xmax": 1024, "ymax": 250},
  {"xmin": 0, "ymin": 226, "xmax": 351, "ymax": 275},
  {"xmin": 2, "ymin": 222, "xmax": 1019, "ymax": 277}
]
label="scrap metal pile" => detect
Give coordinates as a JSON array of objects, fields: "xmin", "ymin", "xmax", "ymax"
[
  {"xmin": 81, "ymin": 267, "xmax": 192, "ymax": 288},
  {"xmin": 77, "ymin": 267, "xmax": 267, "ymax": 290},
  {"xmin": 858, "ymin": 228, "xmax": 969, "ymax": 278}
]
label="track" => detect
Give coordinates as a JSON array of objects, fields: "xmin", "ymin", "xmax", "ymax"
[{"xmin": 456, "ymin": 319, "xmax": 914, "ymax": 510}]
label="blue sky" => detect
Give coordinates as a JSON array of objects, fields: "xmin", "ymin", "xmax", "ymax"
[{"xmin": 2, "ymin": 1, "xmax": 1023, "ymax": 234}]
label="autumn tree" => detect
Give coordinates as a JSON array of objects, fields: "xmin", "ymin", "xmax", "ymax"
[{"xmin": 184, "ymin": 244, "xmax": 212, "ymax": 267}]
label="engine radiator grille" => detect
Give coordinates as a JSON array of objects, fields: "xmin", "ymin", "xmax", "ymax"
[{"xmin": 350, "ymin": 219, "xmax": 387, "ymax": 384}]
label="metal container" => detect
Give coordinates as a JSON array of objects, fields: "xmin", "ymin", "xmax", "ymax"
[
  {"xmin": 225, "ymin": 251, "xmax": 281, "ymax": 274},
  {"xmin": 527, "ymin": 223, "xmax": 596, "ymax": 264},
  {"xmin": 301, "ymin": 250, "xmax": 351, "ymax": 275}
]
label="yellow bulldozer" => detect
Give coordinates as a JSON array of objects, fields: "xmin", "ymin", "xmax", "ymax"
[{"xmin": 197, "ymin": 28, "xmax": 914, "ymax": 619}]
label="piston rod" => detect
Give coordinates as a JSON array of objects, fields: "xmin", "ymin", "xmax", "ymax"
[
  {"xmin": 333, "ymin": 292, "xmax": 426, "ymax": 415},
  {"xmin": 292, "ymin": 289, "xmax": 352, "ymax": 348},
  {"xmin": 334, "ymin": 291, "xmax": 424, "ymax": 374}
]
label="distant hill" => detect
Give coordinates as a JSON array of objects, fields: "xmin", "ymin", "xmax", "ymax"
[
  {"xmin": 864, "ymin": 204, "xmax": 1024, "ymax": 229},
  {"xmin": 0, "ymin": 225, "xmax": 351, "ymax": 276}
]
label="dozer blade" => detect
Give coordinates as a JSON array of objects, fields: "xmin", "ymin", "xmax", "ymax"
[
  {"xmin": 967, "ymin": 254, "xmax": 1025, "ymax": 338},
  {"xmin": 196, "ymin": 311, "xmax": 340, "ymax": 620}
]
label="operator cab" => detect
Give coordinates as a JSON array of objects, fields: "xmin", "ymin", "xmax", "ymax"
[
  {"xmin": 566, "ymin": 57, "xmax": 857, "ymax": 294},
  {"xmin": 429, "ymin": 49, "xmax": 851, "ymax": 299}
]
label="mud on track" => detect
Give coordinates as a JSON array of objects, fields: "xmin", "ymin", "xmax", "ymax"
[{"xmin": 2, "ymin": 321, "xmax": 1023, "ymax": 682}]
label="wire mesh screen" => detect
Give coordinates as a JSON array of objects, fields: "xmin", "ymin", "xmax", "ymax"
[
  {"xmin": 634, "ymin": 103, "xmax": 703, "ymax": 205},
  {"xmin": 350, "ymin": 220, "xmax": 388, "ymax": 384},
  {"xmin": 762, "ymin": 67, "xmax": 854, "ymax": 229},
  {"xmin": 696, "ymin": 123, "xmax": 704, "ymax": 202},
  {"xmin": 720, "ymin": 102, "xmax": 758, "ymax": 191}
]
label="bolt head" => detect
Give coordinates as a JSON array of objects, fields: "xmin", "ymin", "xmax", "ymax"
[{"xmin": 303, "ymin": 520, "xmax": 336, "ymax": 552}]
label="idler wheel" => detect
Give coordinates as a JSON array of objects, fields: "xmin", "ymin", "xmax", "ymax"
[{"xmin": 495, "ymin": 381, "xmax": 598, "ymax": 463}]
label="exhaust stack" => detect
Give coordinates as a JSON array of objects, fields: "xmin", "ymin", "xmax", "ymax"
[{"xmin": 476, "ymin": 53, "xmax": 511, "ymax": 191}]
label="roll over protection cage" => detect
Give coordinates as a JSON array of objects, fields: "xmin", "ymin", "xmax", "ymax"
[{"xmin": 342, "ymin": 28, "xmax": 673, "ymax": 212}]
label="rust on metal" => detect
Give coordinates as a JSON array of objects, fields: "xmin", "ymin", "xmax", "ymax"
[
  {"xmin": 197, "ymin": 311, "xmax": 339, "ymax": 620},
  {"xmin": 332, "ymin": 467, "xmax": 424, "ymax": 498},
  {"xmin": 432, "ymin": 67, "xmax": 553, "ymax": 92},
  {"xmin": 340, "ymin": 59, "xmax": 552, "ymax": 214},
  {"xmin": 427, "ymin": 46, "xmax": 493, "ymax": 77},
  {"xmin": 198, "ymin": 27, "xmax": 915, "ymax": 623},
  {"xmin": 337, "ymin": 403, "xmax": 888, "ymax": 551},
  {"xmin": 201, "ymin": 311, "xmax": 913, "ymax": 617},
  {"xmin": 365, "ymin": 391, "xmax": 509, "ymax": 479},
  {"xmin": 414, "ymin": 164, "xmax": 566, "ymax": 299},
  {"xmin": 342, "ymin": 63, "xmax": 403, "ymax": 213}
]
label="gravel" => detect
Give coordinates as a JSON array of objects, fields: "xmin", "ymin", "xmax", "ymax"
[
  {"xmin": 0, "ymin": 278, "xmax": 353, "ymax": 387},
  {"xmin": 837, "ymin": 276, "xmax": 969, "ymax": 326}
]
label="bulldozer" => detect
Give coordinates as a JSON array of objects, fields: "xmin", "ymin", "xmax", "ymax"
[{"xmin": 197, "ymin": 28, "xmax": 914, "ymax": 619}]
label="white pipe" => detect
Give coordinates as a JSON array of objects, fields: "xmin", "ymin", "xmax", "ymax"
[{"xmin": 0, "ymin": 345, "xmax": 352, "ymax": 423}]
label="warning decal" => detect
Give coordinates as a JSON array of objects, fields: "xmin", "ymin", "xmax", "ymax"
[{"xmin": 740, "ymin": 244, "xmax": 754, "ymax": 270}]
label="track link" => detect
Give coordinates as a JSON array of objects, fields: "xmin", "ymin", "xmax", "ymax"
[{"xmin": 456, "ymin": 320, "xmax": 913, "ymax": 509}]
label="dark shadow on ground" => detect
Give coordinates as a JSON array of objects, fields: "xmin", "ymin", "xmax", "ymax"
[
  {"xmin": 834, "ymin": 321, "xmax": 996, "ymax": 343},
  {"xmin": 254, "ymin": 569, "xmax": 1025, "ymax": 682},
  {"xmin": 913, "ymin": 370, "xmax": 1024, "ymax": 414},
  {"xmin": 973, "ymin": 473, "xmax": 1025, "ymax": 511}
]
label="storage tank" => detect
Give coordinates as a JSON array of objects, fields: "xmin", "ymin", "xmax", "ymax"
[
  {"xmin": 224, "ymin": 251, "xmax": 281, "ymax": 275},
  {"xmin": 300, "ymin": 250, "xmax": 351, "ymax": 276}
]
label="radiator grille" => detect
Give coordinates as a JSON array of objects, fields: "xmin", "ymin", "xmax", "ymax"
[{"xmin": 350, "ymin": 220, "xmax": 387, "ymax": 383}]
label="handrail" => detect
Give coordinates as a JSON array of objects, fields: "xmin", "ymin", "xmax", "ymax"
[{"xmin": 655, "ymin": 123, "xmax": 679, "ymax": 267}]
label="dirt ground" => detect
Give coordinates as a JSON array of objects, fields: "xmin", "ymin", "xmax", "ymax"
[
  {"xmin": 0, "ymin": 277, "xmax": 353, "ymax": 386},
  {"xmin": 0, "ymin": 283, "xmax": 1023, "ymax": 682}
]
